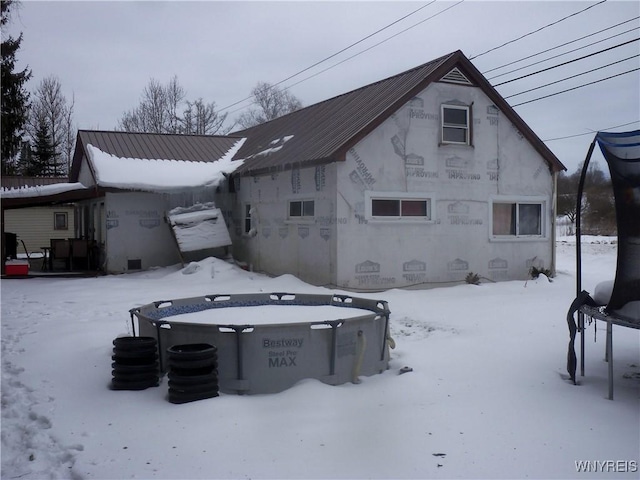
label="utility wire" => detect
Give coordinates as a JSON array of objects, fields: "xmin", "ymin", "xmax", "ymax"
[
  {"xmin": 511, "ymin": 67, "xmax": 639, "ymax": 107},
  {"xmin": 543, "ymin": 121, "xmax": 640, "ymax": 142},
  {"xmin": 470, "ymin": 0, "xmax": 608, "ymax": 60},
  {"xmin": 217, "ymin": 2, "xmax": 436, "ymax": 113},
  {"xmin": 487, "ymin": 26, "xmax": 638, "ymax": 80},
  {"xmin": 493, "ymin": 37, "xmax": 639, "ymax": 87},
  {"xmin": 223, "ymin": 1, "xmax": 465, "ymax": 118},
  {"xmin": 504, "ymin": 54, "xmax": 640, "ymax": 98},
  {"xmin": 482, "ymin": 16, "xmax": 640, "ymax": 74},
  {"xmin": 285, "ymin": 1, "xmax": 465, "ymax": 91}
]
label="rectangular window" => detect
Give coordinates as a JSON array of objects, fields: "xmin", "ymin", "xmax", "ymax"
[
  {"xmin": 288, "ymin": 200, "xmax": 315, "ymax": 219},
  {"xmin": 54, "ymin": 212, "xmax": 68, "ymax": 230},
  {"xmin": 244, "ymin": 204, "xmax": 252, "ymax": 233},
  {"xmin": 492, "ymin": 201, "xmax": 543, "ymax": 237},
  {"xmin": 442, "ymin": 105, "xmax": 470, "ymax": 145},
  {"xmin": 367, "ymin": 192, "xmax": 433, "ymax": 222}
]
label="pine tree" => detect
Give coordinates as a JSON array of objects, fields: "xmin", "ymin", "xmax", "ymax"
[
  {"xmin": 28, "ymin": 119, "xmax": 55, "ymax": 176},
  {"xmin": 1, "ymin": 0, "xmax": 32, "ymax": 175}
]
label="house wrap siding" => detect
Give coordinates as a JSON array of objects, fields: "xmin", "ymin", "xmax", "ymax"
[
  {"xmin": 336, "ymin": 82, "xmax": 553, "ymax": 289},
  {"xmin": 104, "ymin": 192, "xmax": 180, "ymax": 272},
  {"xmin": 229, "ymin": 163, "xmax": 337, "ymax": 286}
]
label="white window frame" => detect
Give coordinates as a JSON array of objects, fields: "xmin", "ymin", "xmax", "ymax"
[
  {"xmin": 243, "ymin": 203, "xmax": 253, "ymax": 234},
  {"xmin": 286, "ymin": 199, "xmax": 315, "ymax": 223},
  {"xmin": 441, "ymin": 104, "xmax": 470, "ymax": 145},
  {"xmin": 490, "ymin": 196, "xmax": 547, "ymax": 241},
  {"xmin": 54, "ymin": 212, "xmax": 68, "ymax": 230},
  {"xmin": 365, "ymin": 191, "xmax": 435, "ymax": 223}
]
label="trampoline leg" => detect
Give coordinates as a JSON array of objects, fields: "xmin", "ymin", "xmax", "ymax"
[
  {"xmin": 579, "ymin": 313, "xmax": 585, "ymax": 377},
  {"xmin": 607, "ymin": 321, "xmax": 613, "ymax": 400}
]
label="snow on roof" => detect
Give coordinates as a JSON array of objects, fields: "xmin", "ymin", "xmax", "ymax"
[
  {"xmin": 0, "ymin": 182, "xmax": 87, "ymax": 199},
  {"xmin": 248, "ymin": 135, "xmax": 294, "ymax": 159},
  {"xmin": 86, "ymin": 137, "xmax": 246, "ymax": 192}
]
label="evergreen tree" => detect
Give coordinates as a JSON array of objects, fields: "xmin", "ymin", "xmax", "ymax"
[
  {"xmin": 28, "ymin": 118, "xmax": 55, "ymax": 176},
  {"xmin": 27, "ymin": 76, "xmax": 73, "ymax": 176},
  {"xmin": 1, "ymin": 0, "xmax": 32, "ymax": 175}
]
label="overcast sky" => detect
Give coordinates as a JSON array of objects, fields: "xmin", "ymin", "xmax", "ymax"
[{"xmin": 4, "ymin": 0, "xmax": 639, "ymax": 172}]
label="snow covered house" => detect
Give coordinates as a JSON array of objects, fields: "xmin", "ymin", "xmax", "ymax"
[
  {"xmin": 67, "ymin": 131, "xmax": 245, "ymax": 273},
  {"xmin": 219, "ymin": 50, "xmax": 565, "ymax": 289},
  {"xmin": 12, "ymin": 49, "xmax": 564, "ymax": 284}
]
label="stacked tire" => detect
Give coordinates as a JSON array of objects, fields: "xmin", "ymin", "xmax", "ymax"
[
  {"xmin": 167, "ymin": 343, "xmax": 218, "ymax": 404},
  {"xmin": 111, "ymin": 337, "xmax": 159, "ymax": 390}
]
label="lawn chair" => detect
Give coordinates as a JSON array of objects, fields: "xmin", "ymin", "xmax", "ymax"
[{"xmin": 566, "ymin": 130, "xmax": 640, "ymax": 399}]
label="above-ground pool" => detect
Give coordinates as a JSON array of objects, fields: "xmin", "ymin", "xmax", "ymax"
[{"xmin": 130, "ymin": 292, "xmax": 392, "ymax": 394}]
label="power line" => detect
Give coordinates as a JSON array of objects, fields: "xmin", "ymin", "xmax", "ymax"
[
  {"xmin": 284, "ymin": 1, "xmax": 465, "ymax": 91},
  {"xmin": 487, "ymin": 27, "xmax": 640, "ymax": 80},
  {"xmin": 223, "ymin": 1, "xmax": 466, "ymax": 119},
  {"xmin": 217, "ymin": 2, "xmax": 436, "ymax": 114},
  {"xmin": 482, "ymin": 16, "xmax": 640, "ymax": 75},
  {"xmin": 543, "ymin": 121, "xmax": 640, "ymax": 142},
  {"xmin": 487, "ymin": 26, "xmax": 638, "ymax": 80},
  {"xmin": 470, "ymin": 0, "xmax": 608, "ymax": 60},
  {"xmin": 272, "ymin": 2, "xmax": 437, "ymax": 89},
  {"xmin": 504, "ymin": 54, "xmax": 639, "ymax": 98},
  {"xmin": 511, "ymin": 67, "xmax": 639, "ymax": 107},
  {"xmin": 493, "ymin": 37, "xmax": 639, "ymax": 87}
]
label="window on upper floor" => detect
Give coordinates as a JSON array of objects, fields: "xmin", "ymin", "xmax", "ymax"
[{"xmin": 441, "ymin": 104, "xmax": 470, "ymax": 145}]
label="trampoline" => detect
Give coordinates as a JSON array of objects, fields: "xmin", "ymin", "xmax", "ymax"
[{"xmin": 566, "ymin": 130, "xmax": 640, "ymax": 399}]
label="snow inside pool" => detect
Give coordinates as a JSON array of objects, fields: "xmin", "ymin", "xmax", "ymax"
[{"xmin": 164, "ymin": 304, "xmax": 371, "ymax": 326}]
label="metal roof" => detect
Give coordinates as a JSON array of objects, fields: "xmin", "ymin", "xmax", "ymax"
[
  {"xmin": 231, "ymin": 50, "xmax": 564, "ymax": 175},
  {"xmin": 70, "ymin": 130, "xmax": 243, "ymax": 182},
  {"xmin": 1, "ymin": 176, "xmax": 70, "ymax": 189},
  {"xmin": 68, "ymin": 50, "xmax": 564, "ymax": 184}
]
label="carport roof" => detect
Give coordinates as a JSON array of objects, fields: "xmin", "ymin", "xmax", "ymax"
[{"xmin": 1, "ymin": 176, "xmax": 94, "ymax": 208}]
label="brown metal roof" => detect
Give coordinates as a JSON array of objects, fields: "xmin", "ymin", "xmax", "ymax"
[
  {"xmin": 231, "ymin": 50, "xmax": 564, "ymax": 175},
  {"xmin": 70, "ymin": 130, "xmax": 243, "ymax": 182}
]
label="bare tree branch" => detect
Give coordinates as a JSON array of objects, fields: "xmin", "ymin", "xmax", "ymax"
[
  {"xmin": 236, "ymin": 82, "xmax": 302, "ymax": 129},
  {"xmin": 118, "ymin": 77, "xmax": 229, "ymax": 135}
]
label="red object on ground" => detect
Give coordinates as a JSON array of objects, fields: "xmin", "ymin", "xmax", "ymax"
[{"xmin": 5, "ymin": 260, "xmax": 29, "ymax": 276}]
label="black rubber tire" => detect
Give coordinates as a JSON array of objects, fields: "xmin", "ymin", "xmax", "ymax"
[
  {"xmin": 168, "ymin": 356, "xmax": 217, "ymax": 370},
  {"xmin": 168, "ymin": 389, "xmax": 218, "ymax": 404},
  {"xmin": 112, "ymin": 370, "xmax": 159, "ymax": 382},
  {"xmin": 111, "ymin": 362, "xmax": 158, "ymax": 374},
  {"xmin": 113, "ymin": 337, "xmax": 157, "ymax": 349},
  {"xmin": 168, "ymin": 380, "xmax": 218, "ymax": 394},
  {"xmin": 112, "ymin": 354, "xmax": 158, "ymax": 366},
  {"xmin": 111, "ymin": 377, "xmax": 159, "ymax": 390},
  {"xmin": 168, "ymin": 370, "xmax": 218, "ymax": 386},
  {"xmin": 112, "ymin": 346, "xmax": 158, "ymax": 358},
  {"xmin": 167, "ymin": 343, "xmax": 217, "ymax": 361}
]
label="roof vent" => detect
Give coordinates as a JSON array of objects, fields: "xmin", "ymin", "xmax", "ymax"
[{"xmin": 440, "ymin": 67, "xmax": 473, "ymax": 85}]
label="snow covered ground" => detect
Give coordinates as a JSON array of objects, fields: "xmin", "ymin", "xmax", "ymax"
[{"xmin": 1, "ymin": 237, "xmax": 638, "ymax": 479}]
